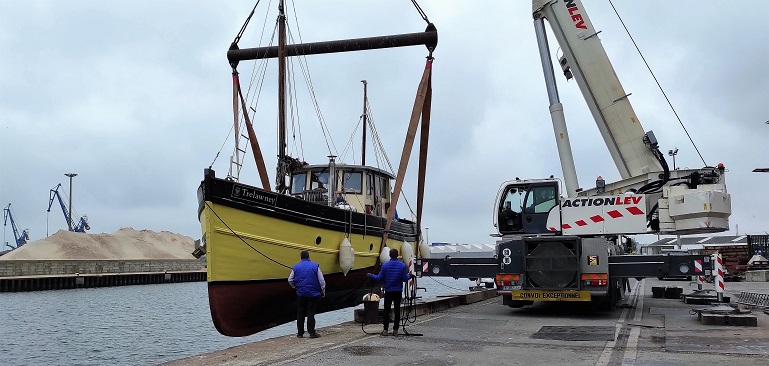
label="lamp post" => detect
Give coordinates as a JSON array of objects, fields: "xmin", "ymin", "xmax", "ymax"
[
  {"xmin": 64, "ymin": 173, "xmax": 77, "ymax": 231},
  {"xmin": 668, "ymin": 148, "xmax": 678, "ymax": 170}
]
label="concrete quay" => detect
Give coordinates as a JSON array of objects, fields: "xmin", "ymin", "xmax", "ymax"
[
  {"xmin": 162, "ymin": 279, "xmax": 769, "ymax": 366},
  {"xmin": 0, "ymin": 259, "xmax": 206, "ymax": 292},
  {"xmin": 0, "ymin": 269, "xmax": 206, "ymax": 292}
]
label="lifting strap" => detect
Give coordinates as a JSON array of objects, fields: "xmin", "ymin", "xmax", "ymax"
[
  {"xmin": 233, "ymin": 71, "xmax": 272, "ymax": 192},
  {"xmin": 381, "ymin": 57, "xmax": 433, "ymax": 250},
  {"xmin": 415, "ymin": 69, "xmax": 432, "ymax": 256}
]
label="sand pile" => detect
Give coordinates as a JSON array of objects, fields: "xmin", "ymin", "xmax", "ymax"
[{"xmin": 0, "ymin": 228, "xmax": 197, "ymax": 260}]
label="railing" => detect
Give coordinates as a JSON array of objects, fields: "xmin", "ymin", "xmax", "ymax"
[{"xmin": 299, "ymin": 188, "xmax": 329, "ymax": 205}]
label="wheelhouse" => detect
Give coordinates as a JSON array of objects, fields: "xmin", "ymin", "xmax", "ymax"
[{"xmin": 289, "ymin": 163, "xmax": 396, "ymax": 217}]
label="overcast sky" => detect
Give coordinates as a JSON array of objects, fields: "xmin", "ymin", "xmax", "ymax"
[{"xmin": 1, "ymin": 1, "xmax": 767, "ymax": 248}]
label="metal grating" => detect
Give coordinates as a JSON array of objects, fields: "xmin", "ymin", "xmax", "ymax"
[{"xmin": 532, "ymin": 326, "xmax": 615, "ymax": 341}]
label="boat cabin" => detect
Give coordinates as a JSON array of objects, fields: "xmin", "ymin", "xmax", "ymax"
[{"xmin": 289, "ymin": 163, "xmax": 396, "ymax": 217}]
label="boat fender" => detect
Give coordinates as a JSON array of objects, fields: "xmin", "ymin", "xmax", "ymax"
[
  {"xmin": 379, "ymin": 246, "xmax": 390, "ymax": 265},
  {"xmin": 338, "ymin": 237, "xmax": 354, "ymax": 276},
  {"xmin": 418, "ymin": 239, "xmax": 431, "ymax": 258},
  {"xmin": 401, "ymin": 241, "xmax": 415, "ymax": 274}
]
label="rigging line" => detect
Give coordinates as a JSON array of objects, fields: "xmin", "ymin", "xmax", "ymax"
[
  {"xmin": 608, "ymin": 0, "xmax": 707, "ymax": 166},
  {"xmin": 204, "ymin": 201, "xmax": 292, "ymax": 269},
  {"xmin": 245, "ymin": 22, "xmax": 277, "ymax": 107},
  {"xmin": 425, "ymin": 275, "xmax": 472, "ymax": 292},
  {"xmin": 409, "ymin": 0, "xmax": 430, "ymax": 24},
  {"xmin": 286, "ymin": 37, "xmax": 305, "ymax": 160},
  {"xmin": 367, "ymin": 105, "xmax": 395, "ymax": 174},
  {"xmin": 244, "ymin": 29, "xmax": 274, "ymax": 104},
  {"xmin": 243, "ymin": 0, "xmax": 276, "ymax": 100},
  {"xmin": 237, "ymin": 57, "xmax": 270, "ymax": 170},
  {"xmin": 295, "ymin": 48, "xmax": 337, "ymax": 156},
  {"xmin": 340, "ymin": 115, "xmax": 364, "ymax": 163},
  {"xmin": 293, "ymin": 62, "xmax": 306, "ymax": 160},
  {"xmin": 242, "ymin": 0, "xmax": 274, "ymax": 102},
  {"xmin": 236, "ymin": 23, "xmax": 276, "ymax": 172},
  {"xmin": 284, "ymin": 21, "xmax": 339, "ymax": 157},
  {"xmin": 367, "ymin": 106, "xmax": 393, "ymax": 179},
  {"xmin": 366, "ymin": 105, "xmax": 416, "ymax": 217},
  {"xmin": 287, "ymin": 54, "xmax": 298, "ymax": 157},
  {"xmin": 231, "ymin": 0, "xmax": 262, "ymax": 46},
  {"xmin": 209, "ymin": 124, "xmax": 234, "ymax": 168}
]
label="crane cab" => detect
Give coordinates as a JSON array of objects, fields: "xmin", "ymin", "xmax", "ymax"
[{"xmin": 493, "ymin": 178, "xmax": 560, "ymax": 236}]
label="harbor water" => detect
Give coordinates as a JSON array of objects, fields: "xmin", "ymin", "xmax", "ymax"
[{"xmin": 0, "ymin": 277, "xmax": 478, "ymax": 366}]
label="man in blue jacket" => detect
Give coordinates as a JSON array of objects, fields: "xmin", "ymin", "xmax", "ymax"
[
  {"xmin": 289, "ymin": 250, "xmax": 326, "ymax": 338},
  {"xmin": 367, "ymin": 248, "xmax": 413, "ymax": 336}
]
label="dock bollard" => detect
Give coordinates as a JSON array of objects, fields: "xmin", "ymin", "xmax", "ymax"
[{"xmin": 714, "ymin": 254, "xmax": 725, "ymax": 302}]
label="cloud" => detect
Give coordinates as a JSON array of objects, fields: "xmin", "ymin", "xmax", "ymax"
[{"xmin": 1, "ymin": 0, "xmax": 767, "ymax": 247}]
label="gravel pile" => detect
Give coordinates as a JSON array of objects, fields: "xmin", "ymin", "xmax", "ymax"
[{"xmin": 0, "ymin": 228, "xmax": 197, "ymax": 260}]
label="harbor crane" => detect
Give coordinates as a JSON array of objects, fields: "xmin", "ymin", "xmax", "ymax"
[
  {"xmin": 47, "ymin": 184, "xmax": 90, "ymax": 233},
  {"xmin": 3, "ymin": 203, "xmax": 29, "ymax": 249}
]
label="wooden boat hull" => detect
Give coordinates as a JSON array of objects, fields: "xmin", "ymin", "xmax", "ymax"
[{"xmin": 198, "ymin": 170, "xmax": 418, "ymax": 336}]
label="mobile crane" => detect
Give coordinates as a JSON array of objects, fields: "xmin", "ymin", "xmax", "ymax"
[
  {"xmin": 420, "ymin": 0, "xmax": 729, "ymax": 309},
  {"xmin": 47, "ymin": 184, "xmax": 90, "ymax": 233},
  {"xmin": 3, "ymin": 203, "xmax": 29, "ymax": 249}
]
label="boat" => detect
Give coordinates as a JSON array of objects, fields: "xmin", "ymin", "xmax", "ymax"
[{"xmin": 196, "ymin": 1, "xmax": 438, "ymax": 337}]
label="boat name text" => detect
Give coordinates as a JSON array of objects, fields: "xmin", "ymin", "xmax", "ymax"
[{"xmin": 232, "ymin": 186, "xmax": 278, "ymax": 206}]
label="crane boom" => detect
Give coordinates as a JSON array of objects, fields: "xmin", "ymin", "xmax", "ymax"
[
  {"xmin": 533, "ymin": 0, "xmax": 662, "ymax": 181},
  {"xmin": 522, "ymin": 0, "xmax": 731, "ymax": 235}
]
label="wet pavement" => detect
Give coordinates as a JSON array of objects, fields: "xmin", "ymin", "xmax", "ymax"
[{"xmin": 161, "ymin": 278, "xmax": 769, "ymax": 366}]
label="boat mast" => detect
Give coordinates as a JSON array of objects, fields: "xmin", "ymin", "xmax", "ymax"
[
  {"xmin": 277, "ymin": 0, "xmax": 288, "ymax": 193},
  {"xmin": 361, "ymin": 80, "xmax": 368, "ymax": 166}
]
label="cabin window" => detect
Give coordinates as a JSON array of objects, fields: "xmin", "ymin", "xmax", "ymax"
[
  {"xmin": 342, "ymin": 172, "xmax": 362, "ymax": 193},
  {"xmin": 291, "ymin": 173, "xmax": 307, "ymax": 194},
  {"xmin": 502, "ymin": 187, "xmax": 525, "ymax": 215},
  {"xmin": 524, "ymin": 186, "xmax": 557, "ymax": 214},
  {"xmin": 310, "ymin": 171, "xmax": 329, "ymax": 190},
  {"xmin": 374, "ymin": 175, "xmax": 381, "ymax": 199},
  {"xmin": 380, "ymin": 177, "xmax": 390, "ymax": 200},
  {"xmin": 366, "ymin": 173, "xmax": 373, "ymax": 197}
]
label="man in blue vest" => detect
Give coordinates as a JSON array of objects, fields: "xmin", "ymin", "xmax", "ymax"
[
  {"xmin": 288, "ymin": 250, "xmax": 326, "ymax": 338},
  {"xmin": 367, "ymin": 248, "xmax": 413, "ymax": 336}
]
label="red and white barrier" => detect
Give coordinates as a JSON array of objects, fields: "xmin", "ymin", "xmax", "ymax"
[
  {"xmin": 694, "ymin": 259, "xmax": 705, "ymax": 290},
  {"xmin": 714, "ymin": 254, "xmax": 725, "ymax": 301}
]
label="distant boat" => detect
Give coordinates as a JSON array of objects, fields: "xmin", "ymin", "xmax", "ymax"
[{"xmin": 197, "ymin": 1, "xmax": 437, "ymax": 336}]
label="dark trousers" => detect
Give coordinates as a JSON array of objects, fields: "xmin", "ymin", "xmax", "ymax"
[
  {"xmin": 383, "ymin": 291, "xmax": 403, "ymax": 330},
  {"xmin": 296, "ymin": 296, "xmax": 320, "ymax": 334}
]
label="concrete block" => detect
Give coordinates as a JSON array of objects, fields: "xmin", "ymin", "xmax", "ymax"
[
  {"xmin": 700, "ymin": 314, "xmax": 727, "ymax": 325},
  {"xmin": 745, "ymin": 270, "xmax": 769, "ymax": 282},
  {"xmin": 727, "ymin": 314, "xmax": 758, "ymax": 327},
  {"xmin": 664, "ymin": 287, "xmax": 683, "ymax": 299}
]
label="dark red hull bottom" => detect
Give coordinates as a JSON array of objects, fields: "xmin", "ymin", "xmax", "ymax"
[{"xmin": 208, "ymin": 268, "xmax": 375, "ymax": 337}]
